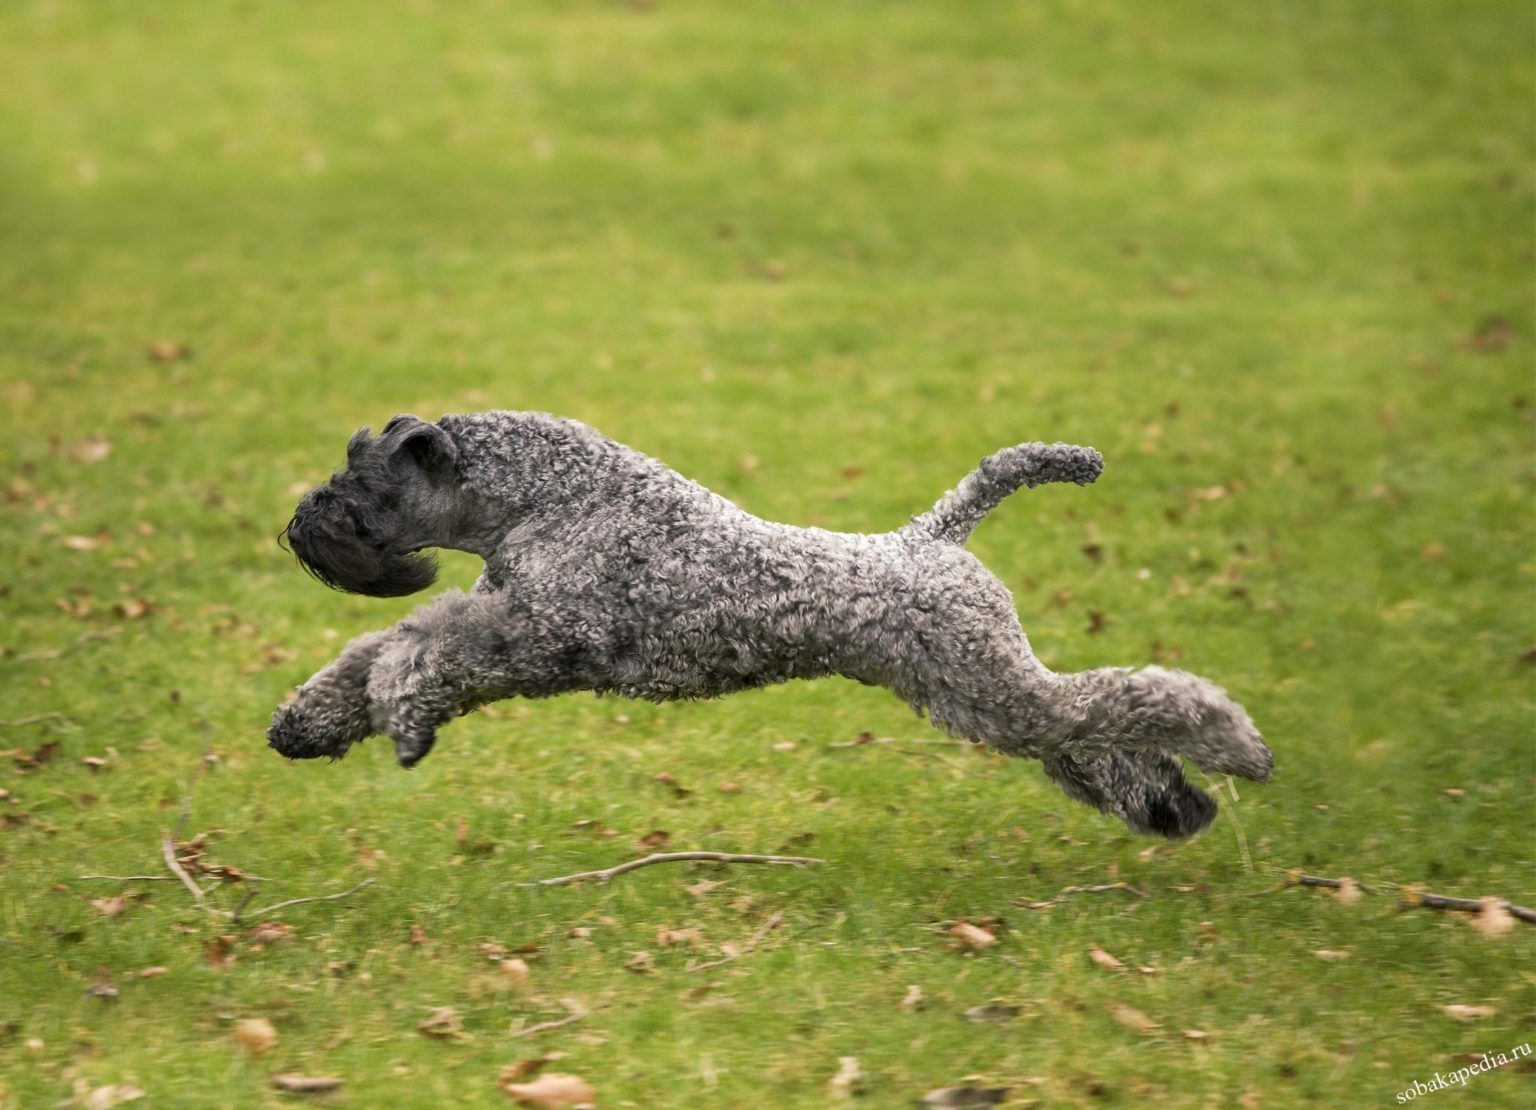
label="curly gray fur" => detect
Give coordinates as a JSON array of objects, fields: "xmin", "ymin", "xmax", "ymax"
[{"xmin": 269, "ymin": 411, "xmax": 1272, "ymax": 838}]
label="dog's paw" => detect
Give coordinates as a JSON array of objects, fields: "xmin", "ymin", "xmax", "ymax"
[{"xmin": 389, "ymin": 723, "xmax": 437, "ymax": 768}]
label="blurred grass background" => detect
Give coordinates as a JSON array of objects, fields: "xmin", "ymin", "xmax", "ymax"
[{"xmin": 0, "ymin": 1, "xmax": 1532, "ymax": 1106}]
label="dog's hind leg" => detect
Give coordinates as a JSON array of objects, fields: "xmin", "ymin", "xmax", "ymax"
[{"xmin": 365, "ymin": 590, "xmax": 589, "ymax": 767}]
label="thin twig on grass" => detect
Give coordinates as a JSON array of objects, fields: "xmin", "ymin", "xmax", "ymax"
[
  {"xmin": 1402, "ymin": 889, "xmax": 1536, "ymax": 924},
  {"xmin": 235, "ymin": 879, "xmax": 377, "ymax": 922},
  {"xmin": 508, "ymin": 999, "xmax": 589, "ymax": 1039},
  {"xmin": 1206, "ymin": 773, "xmax": 1252, "ymax": 872},
  {"xmin": 161, "ymin": 828, "xmax": 207, "ymax": 906},
  {"xmin": 1016, "ymin": 881, "xmax": 1149, "ymax": 910},
  {"xmin": 0, "ymin": 713, "xmax": 70, "ymax": 728},
  {"xmin": 1280, "ymin": 871, "xmax": 1534, "ymax": 924},
  {"xmin": 519, "ymin": 852, "xmax": 825, "ymax": 888},
  {"xmin": 77, "ymin": 874, "xmax": 176, "ymax": 882},
  {"xmin": 687, "ymin": 910, "xmax": 784, "ymax": 973},
  {"xmin": 827, "ymin": 735, "xmax": 968, "ymax": 749}
]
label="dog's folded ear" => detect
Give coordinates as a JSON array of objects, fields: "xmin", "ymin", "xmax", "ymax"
[{"xmin": 382, "ymin": 415, "xmax": 458, "ymax": 477}]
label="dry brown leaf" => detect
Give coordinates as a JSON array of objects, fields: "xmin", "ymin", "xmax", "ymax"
[
  {"xmin": 656, "ymin": 926, "xmax": 704, "ymax": 948},
  {"xmin": 1471, "ymin": 898, "xmax": 1516, "ymax": 936},
  {"xmin": 203, "ymin": 934, "xmax": 236, "ymax": 969},
  {"xmin": 81, "ymin": 1084, "xmax": 145, "ymax": 1109},
  {"xmin": 949, "ymin": 921, "xmax": 996, "ymax": 951},
  {"xmin": 245, "ymin": 921, "xmax": 293, "ymax": 945},
  {"xmin": 827, "ymin": 1056, "xmax": 861, "ymax": 1098},
  {"xmin": 1313, "ymin": 950, "xmax": 1350, "ymax": 961},
  {"xmin": 1333, "ymin": 877, "xmax": 1363, "ymax": 905},
  {"xmin": 500, "ymin": 1053, "xmax": 568, "ymax": 1083},
  {"xmin": 232, "ymin": 1017, "xmax": 277, "ymax": 1056},
  {"xmin": 637, "ymin": 830, "xmax": 670, "ymax": 850},
  {"xmin": 1109, "ymin": 1003, "xmax": 1160, "ymax": 1034},
  {"xmin": 623, "ymin": 950, "xmax": 654, "ymax": 974},
  {"xmin": 1443, "ymin": 1004, "xmax": 1496, "ymax": 1022},
  {"xmin": 1183, "ymin": 1029, "xmax": 1213, "ymax": 1042},
  {"xmin": 62, "ymin": 534, "xmax": 100, "ymax": 551},
  {"xmin": 684, "ymin": 880, "xmax": 723, "ymax": 899},
  {"xmin": 270, "ymin": 1075, "xmax": 344, "ymax": 1094},
  {"xmin": 409, "ymin": 923, "xmax": 431, "ymax": 946},
  {"xmin": 137, "ymin": 966, "xmax": 168, "ymax": 978},
  {"xmin": 717, "ymin": 782, "xmax": 741, "ymax": 794},
  {"xmin": 419, "ymin": 1006, "xmax": 469, "ymax": 1040},
  {"xmin": 84, "ymin": 984, "xmax": 119, "ymax": 1001},
  {"xmin": 91, "ymin": 896, "xmax": 128, "ymax": 917},
  {"xmin": 500, "ymin": 1071, "xmax": 595, "ymax": 1108},
  {"xmin": 500, "ymin": 958, "xmax": 532, "ymax": 987},
  {"xmin": 900, "ymin": 985, "xmax": 924, "ymax": 1011},
  {"xmin": 112, "ymin": 598, "xmax": 155, "ymax": 620},
  {"xmin": 147, "ymin": 339, "xmax": 191, "ymax": 362},
  {"xmin": 70, "ymin": 438, "xmax": 112, "ymax": 463},
  {"xmin": 1089, "ymin": 946, "xmax": 1126, "ymax": 971}
]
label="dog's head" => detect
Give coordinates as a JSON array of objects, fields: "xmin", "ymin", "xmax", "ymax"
[{"xmin": 281, "ymin": 415, "xmax": 461, "ymax": 598}]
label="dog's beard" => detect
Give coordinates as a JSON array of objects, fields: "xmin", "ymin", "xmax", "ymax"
[{"xmin": 282, "ymin": 500, "xmax": 439, "ymax": 598}]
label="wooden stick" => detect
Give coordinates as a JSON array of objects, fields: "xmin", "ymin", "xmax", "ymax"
[
  {"xmin": 238, "ymin": 878, "xmax": 376, "ymax": 920},
  {"xmin": 1285, "ymin": 871, "xmax": 1374, "ymax": 894},
  {"xmin": 161, "ymin": 828, "xmax": 207, "ymax": 906},
  {"xmin": 1400, "ymin": 888, "xmax": 1536, "ymax": 924},
  {"xmin": 519, "ymin": 852, "xmax": 824, "ymax": 888},
  {"xmin": 508, "ymin": 999, "xmax": 588, "ymax": 1039},
  {"xmin": 1016, "ymin": 881, "xmax": 1148, "ymax": 909},
  {"xmin": 688, "ymin": 910, "xmax": 784, "ymax": 973},
  {"xmin": 1287, "ymin": 872, "xmax": 1534, "ymax": 925},
  {"xmin": 77, "ymin": 874, "xmax": 175, "ymax": 882}
]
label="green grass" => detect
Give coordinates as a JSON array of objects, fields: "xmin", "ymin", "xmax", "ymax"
[{"xmin": 1, "ymin": 0, "xmax": 1532, "ymax": 1105}]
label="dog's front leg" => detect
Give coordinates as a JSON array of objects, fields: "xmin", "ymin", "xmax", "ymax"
[
  {"xmin": 268, "ymin": 630, "xmax": 395, "ymax": 760},
  {"xmin": 364, "ymin": 590, "xmax": 583, "ymax": 768}
]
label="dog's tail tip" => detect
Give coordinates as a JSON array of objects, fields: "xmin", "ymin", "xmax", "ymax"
[{"xmin": 908, "ymin": 441, "xmax": 1104, "ymax": 545}]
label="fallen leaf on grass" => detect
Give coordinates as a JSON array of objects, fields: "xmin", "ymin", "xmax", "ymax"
[
  {"xmin": 920, "ymin": 1088, "xmax": 1012, "ymax": 1108},
  {"xmin": 962, "ymin": 1004, "xmax": 1022, "ymax": 1023},
  {"xmin": 1089, "ymin": 947, "xmax": 1125, "ymax": 971},
  {"xmin": 112, "ymin": 598, "xmax": 155, "ymax": 620},
  {"xmin": 500, "ymin": 1053, "xmax": 568, "ymax": 1083},
  {"xmin": 717, "ymin": 782, "xmax": 741, "ymax": 794},
  {"xmin": 61, "ymin": 534, "xmax": 101, "ymax": 551},
  {"xmin": 656, "ymin": 926, "xmax": 704, "ymax": 948},
  {"xmin": 81, "ymin": 1083, "xmax": 144, "ymax": 1109},
  {"xmin": 136, "ymin": 966, "xmax": 168, "ymax": 978},
  {"xmin": 204, "ymin": 935, "xmax": 236, "ymax": 970},
  {"xmin": 409, "ymin": 923, "xmax": 432, "ymax": 946},
  {"xmin": 245, "ymin": 921, "xmax": 293, "ymax": 946},
  {"xmin": 1333, "ymin": 878, "xmax": 1363, "ymax": 905},
  {"xmin": 684, "ymin": 880, "xmax": 723, "ymax": 899},
  {"xmin": 826, "ymin": 1056, "xmax": 861, "ymax": 1098},
  {"xmin": 949, "ymin": 922, "xmax": 996, "ymax": 951},
  {"xmin": 84, "ymin": 984, "xmax": 118, "ymax": 1001},
  {"xmin": 899, "ymin": 985, "xmax": 924, "ymax": 1011},
  {"xmin": 1183, "ymin": 1029, "xmax": 1214, "ymax": 1042},
  {"xmin": 500, "ymin": 958, "xmax": 532, "ymax": 987},
  {"xmin": 1470, "ymin": 898, "xmax": 1516, "ymax": 936},
  {"xmin": 419, "ymin": 1006, "xmax": 470, "ymax": 1041},
  {"xmin": 1313, "ymin": 950, "xmax": 1350, "ymax": 961},
  {"xmin": 232, "ymin": 1017, "xmax": 277, "ymax": 1056},
  {"xmin": 270, "ymin": 1075, "xmax": 344, "ymax": 1094},
  {"xmin": 147, "ymin": 339, "xmax": 191, "ymax": 362},
  {"xmin": 1443, "ymin": 1004, "xmax": 1496, "ymax": 1022},
  {"xmin": 1109, "ymin": 1003, "xmax": 1160, "ymax": 1034},
  {"xmin": 637, "ymin": 830, "xmax": 670, "ymax": 850},
  {"xmin": 623, "ymin": 951, "xmax": 654, "ymax": 974},
  {"xmin": 500, "ymin": 1072, "xmax": 595, "ymax": 1108},
  {"xmin": 70, "ymin": 438, "xmax": 112, "ymax": 463},
  {"xmin": 91, "ymin": 896, "xmax": 128, "ymax": 917}
]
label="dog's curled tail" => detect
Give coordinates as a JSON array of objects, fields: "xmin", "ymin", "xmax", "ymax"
[{"xmin": 907, "ymin": 442, "xmax": 1103, "ymax": 545}]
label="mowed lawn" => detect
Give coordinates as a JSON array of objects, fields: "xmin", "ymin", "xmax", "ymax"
[{"xmin": 0, "ymin": 1, "xmax": 1532, "ymax": 1105}]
